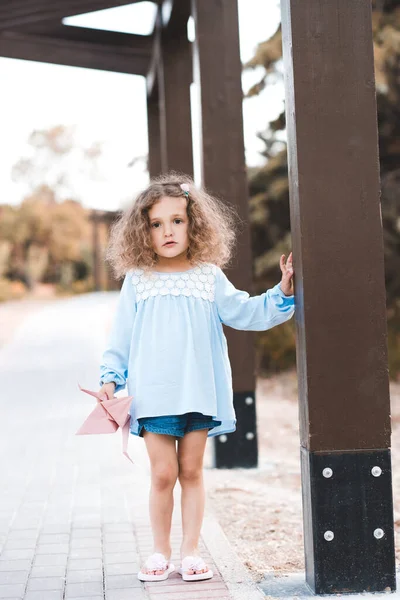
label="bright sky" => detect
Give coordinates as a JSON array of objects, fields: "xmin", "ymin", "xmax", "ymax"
[{"xmin": 0, "ymin": 0, "xmax": 283, "ymax": 210}]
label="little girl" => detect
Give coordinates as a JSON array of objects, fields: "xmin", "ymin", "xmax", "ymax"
[{"xmin": 98, "ymin": 173, "xmax": 295, "ymax": 583}]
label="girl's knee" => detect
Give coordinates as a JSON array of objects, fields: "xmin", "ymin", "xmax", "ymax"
[
  {"xmin": 151, "ymin": 463, "xmax": 178, "ymax": 490},
  {"xmin": 178, "ymin": 461, "xmax": 203, "ymax": 484}
]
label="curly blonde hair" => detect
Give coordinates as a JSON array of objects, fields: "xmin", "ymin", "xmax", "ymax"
[{"xmin": 106, "ymin": 172, "xmax": 241, "ymax": 278}]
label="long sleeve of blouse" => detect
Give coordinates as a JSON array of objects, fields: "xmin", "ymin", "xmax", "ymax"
[
  {"xmin": 214, "ymin": 268, "xmax": 295, "ymax": 331},
  {"xmin": 99, "ymin": 274, "xmax": 137, "ymax": 392}
]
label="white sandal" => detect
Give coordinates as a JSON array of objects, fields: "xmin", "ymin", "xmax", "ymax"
[
  {"xmin": 178, "ymin": 555, "xmax": 213, "ymax": 581},
  {"xmin": 137, "ymin": 552, "xmax": 175, "ymax": 581}
]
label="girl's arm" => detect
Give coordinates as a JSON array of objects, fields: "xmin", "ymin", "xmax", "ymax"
[
  {"xmin": 99, "ymin": 273, "xmax": 137, "ymax": 392},
  {"xmin": 214, "ymin": 267, "xmax": 295, "ymax": 331}
]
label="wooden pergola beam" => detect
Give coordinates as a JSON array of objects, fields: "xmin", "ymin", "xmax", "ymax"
[
  {"xmin": 15, "ymin": 22, "xmax": 153, "ymax": 53},
  {"xmin": 0, "ymin": 0, "xmax": 147, "ymax": 30},
  {"xmin": 0, "ymin": 30, "xmax": 151, "ymax": 75}
]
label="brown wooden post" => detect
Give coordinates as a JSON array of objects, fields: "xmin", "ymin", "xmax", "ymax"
[
  {"xmin": 147, "ymin": 84, "xmax": 162, "ymax": 178},
  {"xmin": 281, "ymin": 0, "xmax": 395, "ymax": 593},
  {"xmin": 158, "ymin": 0, "xmax": 193, "ymax": 176},
  {"xmin": 192, "ymin": 0, "xmax": 257, "ymax": 468}
]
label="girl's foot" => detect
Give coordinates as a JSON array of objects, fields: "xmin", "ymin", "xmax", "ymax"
[
  {"xmin": 178, "ymin": 554, "xmax": 213, "ymax": 581},
  {"xmin": 137, "ymin": 552, "xmax": 175, "ymax": 581}
]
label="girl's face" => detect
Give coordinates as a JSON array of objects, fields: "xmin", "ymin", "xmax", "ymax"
[{"xmin": 148, "ymin": 196, "xmax": 190, "ymax": 262}]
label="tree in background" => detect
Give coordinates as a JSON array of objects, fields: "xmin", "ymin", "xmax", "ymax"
[
  {"xmin": 0, "ymin": 125, "xmax": 102, "ymax": 297},
  {"xmin": 0, "ymin": 188, "xmax": 91, "ymax": 289},
  {"xmin": 245, "ymin": 1, "xmax": 400, "ymax": 376},
  {"xmin": 12, "ymin": 125, "xmax": 103, "ymax": 201}
]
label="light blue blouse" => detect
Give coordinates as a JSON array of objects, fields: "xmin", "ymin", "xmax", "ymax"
[{"xmin": 100, "ymin": 263, "xmax": 295, "ymax": 438}]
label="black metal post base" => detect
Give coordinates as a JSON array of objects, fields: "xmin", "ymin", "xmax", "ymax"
[
  {"xmin": 213, "ymin": 391, "xmax": 258, "ymax": 468},
  {"xmin": 301, "ymin": 447, "xmax": 396, "ymax": 595}
]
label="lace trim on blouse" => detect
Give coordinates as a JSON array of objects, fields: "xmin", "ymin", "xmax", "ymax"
[{"xmin": 130, "ymin": 264, "xmax": 217, "ymax": 302}]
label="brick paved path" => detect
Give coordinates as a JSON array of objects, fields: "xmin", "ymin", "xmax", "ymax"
[{"xmin": 0, "ymin": 293, "xmax": 264, "ymax": 600}]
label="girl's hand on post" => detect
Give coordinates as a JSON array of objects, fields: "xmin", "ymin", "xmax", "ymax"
[
  {"xmin": 279, "ymin": 252, "xmax": 294, "ymax": 296},
  {"xmin": 98, "ymin": 382, "xmax": 116, "ymax": 401}
]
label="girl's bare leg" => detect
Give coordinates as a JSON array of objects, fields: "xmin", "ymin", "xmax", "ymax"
[
  {"xmin": 142, "ymin": 431, "xmax": 179, "ymax": 575},
  {"xmin": 177, "ymin": 429, "xmax": 209, "ymax": 573}
]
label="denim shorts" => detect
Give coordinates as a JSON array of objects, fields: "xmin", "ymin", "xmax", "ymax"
[{"xmin": 137, "ymin": 412, "xmax": 222, "ymax": 438}]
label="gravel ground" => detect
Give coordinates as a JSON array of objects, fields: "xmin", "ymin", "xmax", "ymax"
[
  {"xmin": 204, "ymin": 370, "xmax": 303, "ymax": 582},
  {"xmin": 204, "ymin": 370, "xmax": 400, "ymax": 583}
]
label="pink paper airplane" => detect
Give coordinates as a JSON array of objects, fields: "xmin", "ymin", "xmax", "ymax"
[{"xmin": 76, "ymin": 385, "xmax": 134, "ymax": 464}]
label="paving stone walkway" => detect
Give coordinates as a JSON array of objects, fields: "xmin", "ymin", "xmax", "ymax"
[{"xmin": 0, "ymin": 293, "xmax": 264, "ymax": 600}]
